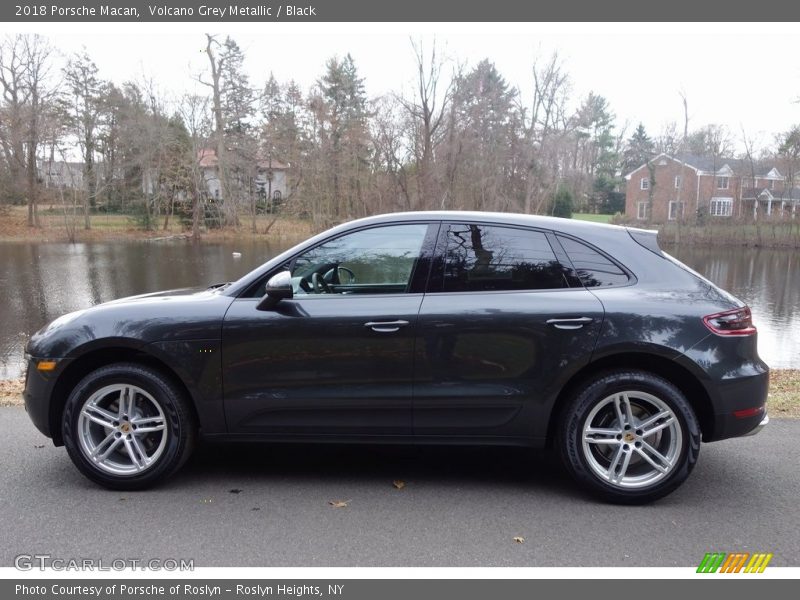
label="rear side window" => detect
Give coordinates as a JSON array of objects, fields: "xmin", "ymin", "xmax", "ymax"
[
  {"xmin": 557, "ymin": 236, "xmax": 629, "ymax": 287},
  {"xmin": 441, "ymin": 224, "xmax": 569, "ymax": 292}
]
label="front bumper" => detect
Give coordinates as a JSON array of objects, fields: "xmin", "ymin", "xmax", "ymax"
[{"xmin": 23, "ymin": 357, "xmax": 69, "ymax": 444}]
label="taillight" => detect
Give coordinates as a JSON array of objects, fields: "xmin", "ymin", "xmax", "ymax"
[
  {"xmin": 733, "ymin": 406, "xmax": 764, "ymax": 419},
  {"xmin": 703, "ymin": 306, "xmax": 756, "ymax": 336}
]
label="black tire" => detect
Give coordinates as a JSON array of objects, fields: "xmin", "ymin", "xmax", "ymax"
[
  {"xmin": 62, "ymin": 362, "xmax": 196, "ymax": 490},
  {"xmin": 558, "ymin": 370, "xmax": 700, "ymax": 504}
]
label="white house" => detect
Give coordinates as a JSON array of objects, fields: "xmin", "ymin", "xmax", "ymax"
[{"xmin": 197, "ymin": 148, "xmax": 289, "ymax": 202}]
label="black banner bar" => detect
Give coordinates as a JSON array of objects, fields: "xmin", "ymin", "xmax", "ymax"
[
  {"xmin": 4, "ymin": 0, "xmax": 800, "ymax": 22},
  {"xmin": 4, "ymin": 579, "xmax": 800, "ymax": 600}
]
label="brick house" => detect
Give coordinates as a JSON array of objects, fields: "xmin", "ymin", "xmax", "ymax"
[{"xmin": 624, "ymin": 153, "xmax": 798, "ymax": 222}]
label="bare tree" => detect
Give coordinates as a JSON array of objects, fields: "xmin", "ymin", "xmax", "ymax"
[
  {"xmin": 197, "ymin": 34, "xmax": 232, "ymax": 224},
  {"xmin": 396, "ymin": 38, "xmax": 453, "ymax": 209},
  {"xmin": 0, "ymin": 36, "xmax": 29, "ymax": 207},
  {"xmin": 0, "ymin": 35, "xmax": 56, "ymax": 227},
  {"xmin": 519, "ymin": 52, "xmax": 571, "ymax": 213},
  {"xmin": 64, "ymin": 50, "xmax": 107, "ymax": 229},
  {"xmin": 179, "ymin": 94, "xmax": 211, "ymax": 239},
  {"xmin": 371, "ymin": 95, "xmax": 412, "ymax": 210}
]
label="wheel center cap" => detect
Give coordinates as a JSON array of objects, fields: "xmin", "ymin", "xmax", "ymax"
[
  {"xmin": 120, "ymin": 422, "xmax": 131, "ymax": 433},
  {"xmin": 623, "ymin": 432, "xmax": 636, "ymax": 443}
]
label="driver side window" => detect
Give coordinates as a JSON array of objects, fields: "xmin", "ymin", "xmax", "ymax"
[{"xmin": 291, "ymin": 224, "xmax": 429, "ymax": 296}]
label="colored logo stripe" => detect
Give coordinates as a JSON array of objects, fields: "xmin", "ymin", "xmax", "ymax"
[
  {"xmin": 697, "ymin": 553, "xmax": 726, "ymax": 573},
  {"xmin": 745, "ymin": 553, "xmax": 773, "ymax": 573},
  {"xmin": 697, "ymin": 552, "xmax": 773, "ymax": 573}
]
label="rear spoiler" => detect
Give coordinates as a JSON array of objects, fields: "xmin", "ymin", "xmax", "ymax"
[{"xmin": 626, "ymin": 227, "xmax": 663, "ymax": 257}]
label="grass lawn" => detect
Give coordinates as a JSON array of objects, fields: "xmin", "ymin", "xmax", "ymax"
[
  {"xmin": 0, "ymin": 205, "xmax": 315, "ymax": 242},
  {"xmin": 573, "ymin": 213, "xmax": 613, "ymax": 224}
]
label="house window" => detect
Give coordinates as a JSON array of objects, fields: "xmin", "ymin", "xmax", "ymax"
[
  {"xmin": 716, "ymin": 176, "xmax": 730, "ymax": 190},
  {"xmin": 640, "ymin": 177, "xmax": 650, "ymax": 191},
  {"xmin": 637, "ymin": 201, "xmax": 650, "ymax": 220},
  {"xmin": 668, "ymin": 201, "xmax": 684, "ymax": 221},
  {"xmin": 768, "ymin": 179, "xmax": 775, "ymax": 190},
  {"xmin": 710, "ymin": 197, "xmax": 733, "ymax": 217},
  {"xmin": 674, "ymin": 176, "xmax": 681, "ymax": 189}
]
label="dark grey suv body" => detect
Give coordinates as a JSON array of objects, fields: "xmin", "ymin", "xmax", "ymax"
[{"xmin": 24, "ymin": 211, "xmax": 769, "ymax": 502}]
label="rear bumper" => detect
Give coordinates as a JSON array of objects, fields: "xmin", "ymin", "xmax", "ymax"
[
  {"xmin": 742, "ymin": 413, "xmax": 769, "ymax": 437},
  {"xmin": 702, "ymin": 366, "xmax": 769, "ymax": 442},
  {"xmin": 712, "ymin": 407, "xmax": 768, "ymax": 441}
]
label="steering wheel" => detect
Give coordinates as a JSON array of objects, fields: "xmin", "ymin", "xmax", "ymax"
[{"xmin": 311, "ymin": 272, "xmax": 332, "ymax": 294}]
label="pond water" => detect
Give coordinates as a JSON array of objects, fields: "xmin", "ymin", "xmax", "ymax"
[{"xmin": 0, "ymin": 239, "xmax": 797, "ymax": 378}]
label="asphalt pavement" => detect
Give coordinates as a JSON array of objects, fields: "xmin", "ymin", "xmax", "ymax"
[{"xmin": 1, "ymin": 406, "xmax": 797, "ymax": 567}]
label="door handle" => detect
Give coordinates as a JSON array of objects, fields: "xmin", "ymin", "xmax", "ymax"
[
  {"xmin": 546, "ymin": 317, "xmax": 594, "ymax": 330},
  {"xmin": 364, "ymin": 320, "xmax": 410, "ymax": 333}
]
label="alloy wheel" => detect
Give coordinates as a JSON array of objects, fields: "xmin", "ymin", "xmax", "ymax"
[
  {"xmin": 581, "ymin": 390, "xmax": 683, "ymax": 489},
  {"xmin": 77, "ymin": 384, "xmax": 168, "ymax": 475}
]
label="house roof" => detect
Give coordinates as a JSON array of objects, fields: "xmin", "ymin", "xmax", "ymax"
[
  {"xmin": 37, "ymin": 159, "xmax": 84, "ymax": 169},
  {"xmin": 197, "ymin": 148, "xmax": 289, "ymax": 170},
  {"xmin": 671, "ymin": 153, "xmax": 741, "ymax": 173},
  {"xmin": 624, "ymin": 152, "xmax": 784, "ymax": 180},
  {"xmin": 743, "ymin": 187, "xmax": 800, "ymax": 201},
  {"xmin": 764, "ymin": 187, "xmax": 800, "ymax": 201}
]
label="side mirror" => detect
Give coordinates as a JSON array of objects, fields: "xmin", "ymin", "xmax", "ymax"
[{"xmin": 257, "ymin": 271, "xmax": 293, "ymax": 311}]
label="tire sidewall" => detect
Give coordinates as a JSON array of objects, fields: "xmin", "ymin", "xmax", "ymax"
[
  {"xmin": 62, "ymin": 364, "xmax": 190, "ymax": 490},
  {"xmin": 561, "ymin": 370, "xmax": 701, "ymax": 504}
]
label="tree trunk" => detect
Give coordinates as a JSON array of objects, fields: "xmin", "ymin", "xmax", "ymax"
[{"xmin": 26, "ymin": 142, "xmax": 38, "ymax": 227}]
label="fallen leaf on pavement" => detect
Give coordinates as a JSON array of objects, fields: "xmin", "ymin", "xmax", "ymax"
[
  {"xmin": 229, "ymin": 489, "xmax": 243, "ymax": 494},
  {"xmin": 513, "ymin": 536, "xmax": 525, "ymax": 544},
  {"xmin": 329, "ymin": 500, "xmax": 350, "ymax": 508},
  {"xmin": 392, "ymin": 480, "xmax": 406, "ymax": 490}
]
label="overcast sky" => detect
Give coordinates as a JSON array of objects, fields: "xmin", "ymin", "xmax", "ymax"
[{"xmin": 10, "ymin": 22, "xmax": 800, "ymax": 152}]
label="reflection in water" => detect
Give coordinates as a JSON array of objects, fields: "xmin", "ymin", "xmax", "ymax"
[
  {"xmin": 0, "ymin": 240, "xmax": 293, "ymax": 378},
  {"xmin": 0, "ymin": 240, "xmax": 797, "ymax": 378},
  {"xmin": 665, "ymin": 244, "xmax": 799, "ymax": 369}
]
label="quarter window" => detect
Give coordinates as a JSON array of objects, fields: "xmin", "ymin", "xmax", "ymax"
[
  {"xmin": 674, "ymin": 175, "xmax": 681, "ymax": 189},
  {"xmin": 440, "ymin": 224, "xmax": 568, "ymax": 292},
  {"xmin": 557, "ymin": 236, "xmax": 629, "ymax": 287}
]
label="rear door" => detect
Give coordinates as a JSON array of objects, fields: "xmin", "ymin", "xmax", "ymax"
[{"xmin": 413, "ymin": 222, "xmax": 605, "ymax": 441}]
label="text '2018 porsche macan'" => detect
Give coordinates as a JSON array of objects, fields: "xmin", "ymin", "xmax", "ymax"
[{"xmin": 23, "ymin": 212, "xmax": 769, "ymax": 503}]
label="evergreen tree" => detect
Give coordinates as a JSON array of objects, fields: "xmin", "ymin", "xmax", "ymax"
[{"xmin": 623, "ymin": 123, "xmax": 655, "ymax": 172}]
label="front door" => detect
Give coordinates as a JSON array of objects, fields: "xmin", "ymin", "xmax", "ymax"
[{"xmin": 222, "ymin": 222, "xmax": 435, "ymax": 436}]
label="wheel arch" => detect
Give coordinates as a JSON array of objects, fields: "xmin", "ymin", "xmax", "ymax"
[
  {"xmin": 546, "ymin": 352, "xmax": 715, "ymax": 445},
  {"xmin": 49, "ymin": 346, "xmax": 198, "ymax": 446}
]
